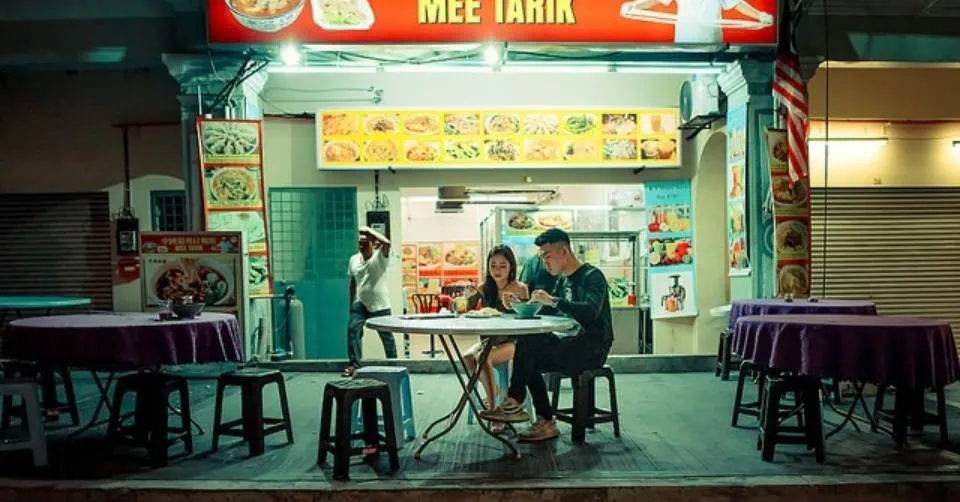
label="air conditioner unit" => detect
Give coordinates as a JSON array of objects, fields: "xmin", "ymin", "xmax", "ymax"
[{"xmin": 679, "ymin": 74, "xmax": 726, "ymax": 129}]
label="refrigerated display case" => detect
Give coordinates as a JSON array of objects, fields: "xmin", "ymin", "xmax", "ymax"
[{"xmin": 480, "ymin": 206, "xmax": 651, "ymax": 354}]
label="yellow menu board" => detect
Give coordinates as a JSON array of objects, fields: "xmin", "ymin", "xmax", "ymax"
[{"xmin": 317, "ymin": 109, "xmax": 681, "ymax": 169}]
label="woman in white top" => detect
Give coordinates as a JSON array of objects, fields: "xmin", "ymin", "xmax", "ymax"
[{"xmin": 625, "ymin": 0, "xmax": 773, "ymax": 44}]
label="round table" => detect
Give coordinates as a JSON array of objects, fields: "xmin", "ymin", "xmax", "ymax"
[
  {"xmin": 367, "ymin": 314, "xmax": 577, "ymax": 459},
  {"xmin": 728, "ymin": 298, "xmax": 877, "ymax": 329},
  {"xmin": 5, "ymin": 312, "xmax": 243, "ymax": 370},
  {"xmin": 734, "ymin": 314, "xmax": 960, "ymax": 443},
  {"xmin": 0, "ymin": 295, "xmax": 92, "ymax": 323},
  {"xmin": 4, "ymin": 312, "xmax": 244, "ymax": 438}
]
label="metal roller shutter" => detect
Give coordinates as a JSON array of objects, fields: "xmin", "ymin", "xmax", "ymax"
[
  {"xmin": 0, "ymin": 193, "xmax": 113, "ymax": 311},
  {"xmin": 810, "ymin": 187, "xmax": 960, "ymax": 352}
]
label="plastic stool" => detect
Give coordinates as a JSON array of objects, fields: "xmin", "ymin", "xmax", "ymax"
[
  {"xmin": 351, "ymin": 366, "xmax": 416, "ymax": 442},
  {"xmin": 467, "ymin": 363, "xmax": 535, "ymax": 424},
  {"xmin": 0, "ymin": 381, "xmax": 47, "ymax": 467}
]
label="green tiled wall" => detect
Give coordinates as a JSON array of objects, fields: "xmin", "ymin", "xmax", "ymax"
[{"xmin": 269, "ymin": 187, "xmax": 357, "ymax": 359}]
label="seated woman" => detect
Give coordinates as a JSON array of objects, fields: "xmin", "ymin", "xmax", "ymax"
[{"xmin": 462, "ymin": 245, "xmax": 529, "ymax": 420}]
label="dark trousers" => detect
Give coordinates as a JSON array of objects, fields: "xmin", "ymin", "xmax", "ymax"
[
  {"xmin": 347, "ymin": 302, "xmax": 397, "ymax": 366},
  {"xmin": 508, "ymin": 334, "xmax": 607, "ymax": 420}
]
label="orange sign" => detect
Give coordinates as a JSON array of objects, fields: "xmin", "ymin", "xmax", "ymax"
[{"xmin": 208, "ymin": 0, "xmax": 777, "ymax": 46}]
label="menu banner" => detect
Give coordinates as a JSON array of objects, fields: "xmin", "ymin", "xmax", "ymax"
[
  {"xmin": 403, "ymin": 241, "xmax": 481, "ymax": 297},
  {"xmin": 765, "ymin": 128, "xmax": 812, "ymax": 298},
  {"xmin": 644, "ymin": 180, "xmax": 697, "ymax": 320},
  {"xmin": 141, "ymin": 232, "xmax": 243, "ymax": 255},
  {"xmin": 503, "ymin": 209, "xmax": 573, "ymax": 237},
  {"xmin": 317, "ymin": 109, "xmax": 682, "ymax": 169},
  {"xmin": 140, "ymin": 231, "xmax": 244, "ymax": 309},
  {"xmin": 726, "ymin": 104, "xmax": 749, "ymax": 277},
  {"xmin": 197, "ymin": 118, "xmax": 273, "ymax": 296},
  {"xmin": 208, "ymin": 0, "xmax": 777, "ymax": 46}
]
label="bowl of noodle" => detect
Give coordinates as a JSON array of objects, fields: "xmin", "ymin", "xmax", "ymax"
[{"xmin": 225, "ymin": 0, "xmax": 305, "ymax": 33}]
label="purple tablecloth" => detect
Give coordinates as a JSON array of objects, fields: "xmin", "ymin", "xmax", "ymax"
[
  {"xmin": 734, "ymin": 314, "xmax": 960, "ymax": 389},
  {"xmin": 3, "ymin": 312, "xmax": 243, "ymax": 371},
  {"xmin": 728, "ymin": 298, "xmax": 877, "ymax": 329}
]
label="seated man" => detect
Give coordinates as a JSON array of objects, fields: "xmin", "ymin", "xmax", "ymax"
[{"xmin": 481, "ymin": 228, "xmax": 614, "ymax": 442}]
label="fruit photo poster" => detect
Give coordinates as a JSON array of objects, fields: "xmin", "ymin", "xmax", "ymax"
[
  {"xmin": 727, "ymin": 104, "xmax": 750, "ymax": 277},
  {"xmin": 645, "ymin": 180, "xmax": 697, "ymax": 319}
]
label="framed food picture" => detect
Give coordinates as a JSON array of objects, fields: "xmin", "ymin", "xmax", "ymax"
[
  {"xmin": 204, "ymin": 167, "xmax": 263, "ymax": 209},
  {"xmin": 416, "ymin": 243, "xmax": 443, "ymax": 276},
  {"xmin": 199, "ymin": 120, "xmax": 261, "ymax": 165},
  {"xmin": 143, "ymin": 255, "xmax": 238, "ymax": 308},
  {"xmin": 206, "ymin": 211, "xmax": 268, "ymax": 253}
]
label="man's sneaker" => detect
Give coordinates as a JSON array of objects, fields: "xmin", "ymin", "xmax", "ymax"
[
  {"xmin": 518, "ymin": 418, "xmax": 560, "ymax": 442},
  {"xmin": 479, "ymin": 398, "xmax": 530, "ymax": 423}
]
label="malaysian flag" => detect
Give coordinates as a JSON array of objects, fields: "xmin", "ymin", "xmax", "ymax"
[{"xmin": 772, "ymin": 1, "xmax": 809, "ymax": 183}]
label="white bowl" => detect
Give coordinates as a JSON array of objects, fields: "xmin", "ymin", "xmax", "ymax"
[{"xmin": 226, "ymin": 0, "xmax": 306, "ymax": 33}]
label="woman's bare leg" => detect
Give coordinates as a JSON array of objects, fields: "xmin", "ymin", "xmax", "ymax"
[
  {"xmin": 483, "ymin": 342, "xmax": 517, "ymax": 406},
  {"xmin": 462, "ymin": 342, "xmax": 495, "ymax": 409}
]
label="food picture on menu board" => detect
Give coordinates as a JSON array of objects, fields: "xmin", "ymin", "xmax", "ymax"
[
  {"xmin": 767, "ymin": 131, "xmax": 789, "ymax": 173},
  {"xmin": 772, "ymin": 175, "xmax": 809, "ymax": 207},
  {"xmin": 206, "ymin": 211, "xmax": 267, "ymax": 252},
  {"xmin": 144, "ymin": 256, "xmax": 237, "ymax": 307},
  {"xmin": 321, "ymin": 113, "xmax": 360, "ymax": 135},
  {"xmin": 647, "ymin": 204, "xmax": 691, "ymax": 233},
  {"xmin": 200, "ymin": 121, "xmax": 261, "ymax": 162},
  {"xmin": 417, "ymin": 244, "xmax": 442, "ymax": 271},
  {"xmin": 443, "ymin": 243, "xmax": 479, "ymax": 270},
  {"xmin": 417, "ymin": 278, "xmax": 440, "ymax": 295},
  {"xmin": 778, "ymin": 264, "xmax": 810, "ymax": 296},
  {"xmin": 728, "ymin": 204, "xmax": 745, "ymax": 234},
  {"xmin": 648, "ymin": 238, "xmax": 693, "ymax": 266},
  {"xmin": 248, "ymin": 255, "xmax": 270, "ymax": 294},
  {"xmin": 204, "ymin": 167, "xmax": 262, "ymax": 209},
  {"xmin": 729, "ymin": 163, "xmax": 745, "ymax": 199},
  {"xmin": 775, "ymin": 220, "xmax": 809, "ymax": 260},
  {"xmin": 363, "ymin": 113, "xmax": 400, "ymax": 135},
  {"xmin": 639, "ymin": 138, "xmax": 677, "ymax": 161},
  {"xmin": 323, "ymin": 141, "xmax": 362, "ymax": 163},
  {"xmin": 729, "ymin": 236, "xmax": 748, "ymax": 269}
]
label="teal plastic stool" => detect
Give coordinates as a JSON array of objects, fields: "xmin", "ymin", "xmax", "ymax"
[
  {"xmin": 351, "ymin": 366, "xmax": 416, "ymax": 442},
  {"xmin": 467, "ymin": 363, "xmax": 534, "ymax": 424}
]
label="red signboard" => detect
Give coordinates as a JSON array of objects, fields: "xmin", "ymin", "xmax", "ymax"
[{"xmin": 208, "ymin": 0, "xmax": 778, "ymax": 46}]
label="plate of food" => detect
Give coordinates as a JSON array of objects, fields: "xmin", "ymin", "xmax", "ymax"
[
  {"xmin": 563, "ymin": 114, "xmax": 597, "ymax": 135},
  {"xmin": 364, "ymin": 113, "xmax": 399, "ymax": 134},
  {"xmin": 445, "ymin": 140, "xmax": 482, "ymax": 161},
  {"xmin": 418, "ymin": 245, "xmax": 442, "ymax": 269},
  {"xmin": 485, "ymin": 114, "xmax": 521, "ymax": 134},
  {"xmin": 364, "ymin": 140, "xmax": 399, "ymax": 162},
  {"xmin": 536, "ymin": 212, "xmax": 571, "ymax": 230},
  {"xmin": 464, "ymin": 307, "xmax": 502, "ymax": 319},
  {"xmin": 485, "ymin": 139, "xmax": 519, "ymax": 162},
  {"xmin": 524, "ymin": 113, "xmax": 560, "ymax": 135},
  {"xmin": 604, "ymin": 139, "xmax": 638, "ymax": 161},
  {"xmin": 206, "ymin": 211, "xmax": 267, "ymax": 249},
  {"xmin": 525, "ymin": 139, "xmax": 560, "ymax": 161},
  {"xmin": 206, "ymin": 168, "xmax": 260, "ymax": 207},
  {"xmin": 444, "ymin": 113, "xmax": 482, "ymax": 135},
  {"xmin": 403, "ymin": 114, "xmax": 442, "ymax": 135},
  {"xmin": 563, "ymin": 139, "xmax": 598, "ymax": 161},
  {"xmin": 323, "ymin": 141, "xmax": 361, "ymax": 162},
  {"xmin": 311, "ymin": 0, "xmax": 375, "ymax": 30},
  {"xmin": 772, "ymin": 176, "xmax": 809, "ymax": 207},
  {"xmin": 770, "ymin": 134, "xmax": 789, "ymax": 164},
  {"xmin": 778, "ymin": 264, "xmax": 809, "ymax": 297},
  {"xmin": 321, "ymin": 112, "xmax": 359, "ymax": 136},
  {"xmin": 405, "ymin": 141, "xmax": 441, "ymax": 162},
  {"xmin": 508, "ymin": 212, "xmax": 535, "ymax": 231},
  {"xmin": 602, "ymin": 114, "xmax": 638, "ymax": 136},
  {"xmin": 201, "ymin": 121, "xmax": 260, "ymax": 158},
  {"xmin": 444, "ymin": 245, "xmax": 478, "ymax": 269},
  {"xmin": 151, "ymin": 257, "xmax": 235, "ymax": 307},
  {"xmin": 226, "ymin": 0, "xmax": 305, "ymax": 33},
  {"xmin": 775, "ymin": 220, "xmax": 809, "ymax": 259}
]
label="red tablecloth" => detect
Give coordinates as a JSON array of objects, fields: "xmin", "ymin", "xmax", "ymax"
[
  {"xmin": 3, "ymin": 312, "xmax": 243, "ymax": 371},
  {"xmin": 733, "ymin": 314, "xmax": 960, "ymax": 389},
  {"xmin": 728, "ymin": 298, "xmax": 877, "ymax": 329}
]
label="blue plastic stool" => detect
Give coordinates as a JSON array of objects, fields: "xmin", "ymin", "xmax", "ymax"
[
  {"xmin": 351, "ymin": 366, "xmax": 416, "ymax": 442},
  {"xmin": 467, "ymin": 363, "xmax": 534, "ymax": 424}
]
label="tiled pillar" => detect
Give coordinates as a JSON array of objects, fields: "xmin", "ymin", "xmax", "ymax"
[{"xmin": 718, "ymin": 60, "xmax": 775, "ymax": 300}]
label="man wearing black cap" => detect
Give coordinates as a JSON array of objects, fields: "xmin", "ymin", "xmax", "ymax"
[{"xmin": 481, "ymin": 228, "xmax": 614, "ymax": 442}]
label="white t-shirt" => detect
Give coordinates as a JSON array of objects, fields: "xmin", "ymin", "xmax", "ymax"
[
  {"xmin": 661, "ymin": 0, "xmax": 740, "ymax": 44},
  {"xmin": 349, "ymin": 250, "xmax": 391, "ymax": 312}
]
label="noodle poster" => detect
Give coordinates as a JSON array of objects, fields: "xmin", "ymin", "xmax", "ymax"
[
  {"xmin": 402, "ymin": 241, "xmax": 481, "ymax": 311},
  {"xmin": 644, "ymin": 180, "xmax": 697, "ymax": 320},
  {"xmin": 765, "ymin": 128, "xmax": 812, "ymax": 298},
  {"xmin": 316, "ymin": 109, "xmax": 682, "ymax": 169},
  {"xmin": 197, "ymin": 119, "xmax": 273, "ymax": 296},
  {"xmin": 727, "ymin": 104, "xmax": 749, "ymax": 277}
]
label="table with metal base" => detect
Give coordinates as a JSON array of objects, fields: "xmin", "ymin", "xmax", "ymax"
[{"xmin": 366, "ymin": 314, "xmax": 577, "ymax": 460}]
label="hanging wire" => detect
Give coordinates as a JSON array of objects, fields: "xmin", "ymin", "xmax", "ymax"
[{"xmin": 819, "ymin": 0, "xmax": 830, "ymax": 298}]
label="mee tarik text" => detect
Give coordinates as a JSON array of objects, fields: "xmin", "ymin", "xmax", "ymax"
[{"xmin": 418, "ymin": 0, "xmax": 577, "ymax": 24}]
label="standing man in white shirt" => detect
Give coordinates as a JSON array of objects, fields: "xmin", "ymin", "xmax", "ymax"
[
  {"xmin": 625, "ymin": 0, "xmax": 774, "ymax": 45},
  {"xmin": 344, "ymin": 226, "xmax": 397, "ymax": 377}
]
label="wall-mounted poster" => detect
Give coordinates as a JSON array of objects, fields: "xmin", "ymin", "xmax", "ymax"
[
  {"xmin": 766, "ymin": 128, "xmax": 812, "ymax": 298},
  {"xmin": 644, "ymin": 180, "xmax": 697, "ymax": 319},
  {"xmin": 197, "ymin": 119, "xmax": 273, "ymax": 296},
  {"xmin": 727, "ymin": 104, "xmax": 750, "ymax": 277},
  {"xmin": 317, "ymin": 109, "xmax": 682, "ymax": 170}
]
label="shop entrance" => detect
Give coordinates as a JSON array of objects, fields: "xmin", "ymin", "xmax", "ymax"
[{"xmin": 268, "ymin": 187, "xmax": 358, "ymax": 359}]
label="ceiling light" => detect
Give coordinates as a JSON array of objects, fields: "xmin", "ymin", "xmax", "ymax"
[
  {"xmin": 280, "ymin": 44, "xmax": 302, "ymax": 66},
  {"xmin": 484, "ymin": 45, "xmax": 501, "ymax": 66}
]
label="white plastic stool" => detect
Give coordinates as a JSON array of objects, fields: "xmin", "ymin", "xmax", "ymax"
[
  {"xmin": 351, "ymin": 366, "xmax": 416, "ymax": 442},
  {"xmin": 0, "ymin": 380, "xmax": 48, "ymax": 467}
]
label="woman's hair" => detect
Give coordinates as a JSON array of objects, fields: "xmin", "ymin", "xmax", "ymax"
[{"xmin": 481, "ymin": 245, "xmax": 518, "ymax": 311}]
